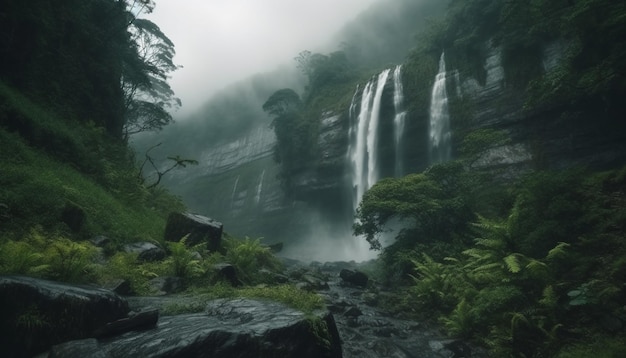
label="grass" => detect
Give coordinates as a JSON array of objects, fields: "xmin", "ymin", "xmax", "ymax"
[
  {"xmin": 162, "ymin": 284, "xmax": 325, "ymax": 316},
  {"xmin": 0, "ymin": 81, "xmax": 183, "ymax": 242}
]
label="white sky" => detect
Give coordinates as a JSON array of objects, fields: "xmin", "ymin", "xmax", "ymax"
[{"xmin": 147, "ymin": 0, "xmax": 380, "ymax": 117}]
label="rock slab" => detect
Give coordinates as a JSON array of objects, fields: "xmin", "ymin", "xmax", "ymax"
[
  {"xmin": 0, "ymin": 275, "xmax": 129, "ymax": 358},
  {"xmin": 164, "ymin": 212, "xmax": 223, "ymax": 251},
  {"xmin": 51, "ymin": 298, "xmax": 343, "ymax": 358}
]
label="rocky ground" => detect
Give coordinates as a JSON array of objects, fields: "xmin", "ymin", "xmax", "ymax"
[
  {"xmin": 284, "ymin": 259, "xmax": 487, "ymax": 358},
  {"xmin": 1, "ymin": 259, "xmax": 488, "ymax": 357},
  {"xmin": 126, "ymin": 259, "xmax": 489, "ymax": 358}
]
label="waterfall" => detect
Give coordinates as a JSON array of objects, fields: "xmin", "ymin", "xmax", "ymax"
[
  {"xmin": 429, "ymin": 52, "xmax": 452, "ymax": 164},
  {"xmin": 254, "ymin": 170, "xmax": 265, "ymax": 204},
  {"xmin": 230, "ymin": 175, "xmax": 240, "ymax": 208},
  {"xmin": 392, "ymin": 65, "xmax": 407, "ymax": 177},
  {"xmin": 349, "ymin": 69, "xmax": 391, "ymax": 212}
]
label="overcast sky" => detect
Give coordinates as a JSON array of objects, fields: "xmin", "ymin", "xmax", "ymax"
[{"xmin": 147, "ymin": 0, "xmax": 380, "ymax": 117}]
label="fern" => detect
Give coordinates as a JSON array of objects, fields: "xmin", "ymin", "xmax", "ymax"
[
  {"xmin": 546, "ymin": 241, "xmax": 570, "ymax": 261},
  {"xmin": 441, "ymin": 298, "xmax": 475, "ymax": 338},
  {"xmin": 503, "ymin": 254, "xmax": 522, "ymax": 273}
]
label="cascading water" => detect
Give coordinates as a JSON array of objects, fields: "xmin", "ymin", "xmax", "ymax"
[
  {"xmin": 392, "ymin": 65, "xmax": 407, "ymax": 177},
  {"xmin": 254, "ymin": 170, "xmax": 265, "ymax": 204},
  {"xmin": 349, "ymin": 69, "xmax": 391, "ymax": 212},
  {"xmin": 429, "ymin": 52, "xmax": 452, "ymax": 164},
  {"xmin": 230, "ymin": 175, "xmax": 240, "ymax": 208}
]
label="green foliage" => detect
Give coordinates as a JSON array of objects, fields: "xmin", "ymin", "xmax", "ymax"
[
  {"xmin": 507, "ymin": 169, "xmax": 587, "ymax": 257},
  {"xmin": 44, "ymin": 237, "xmax": 98, "ymax": 283},
  {"xmin": 0, "ymin": 237, "xmax": 49, "ymax": 276},
  {"xmin": 458, "ymin": 129, "xmax": 511, "ymax": 164},
  {"xmin": 440, "ymin": 299, "xmax": 474, "ymax": 338},
  {"xmin": 354, "ymin": 161, "xmax": 475, "ymax": 254},
  {"xmin": 224, "ymin": 237, "xmax": 283, "ymax": 285},
  {"xmin": 395, "ymin": 165, "xmax": 626, "ymax": 356},
  {"xmin": 0, "ymin": 228, "xmax": 97, "ymax": 283},
  {"xmin": 0, "ymin": 97, "xmax": 183, "ymax": 240},
  {"xmin": 556, "ymin": 335, "xmax": 626, "ymax": 358},
  {"xmin": 409, "ymin": 254, "xmax": 467, "ymax": 311},
  {"xmin": 165, "ymin": 238, "xmax": 204, "ymax": 279}
]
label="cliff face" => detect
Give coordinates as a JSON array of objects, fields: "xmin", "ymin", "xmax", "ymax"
[
  {"xmin": 450, "ymin": 40, "xmax": 626, "ymax": 171},
  {"xmin": 165, "ymin": 36, "xmax": 625, "ymax": 248}
]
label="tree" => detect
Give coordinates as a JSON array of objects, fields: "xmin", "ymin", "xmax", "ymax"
[
  {"xmin": 354, "ymin": 161, "xmax": 475, "ymax": 251},
  {"xmin": 263, "ymin": 88, "xmax": 314, "ymax": 189},
  {"xmin": 122, "ymin": 17, "xmax": 181, "ymax": 140}
]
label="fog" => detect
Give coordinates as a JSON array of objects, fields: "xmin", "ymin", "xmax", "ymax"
[{"xmin": 147, "ymin": 0, "xmax": 380, "ymax": 117}]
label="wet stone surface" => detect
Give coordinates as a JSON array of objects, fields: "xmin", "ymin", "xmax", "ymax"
[{"xmin": 296, "ymin": 260, "xmax": 488, "ymax": 358}]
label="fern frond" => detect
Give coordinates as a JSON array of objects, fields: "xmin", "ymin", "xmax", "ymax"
[
  {"xmin": 504, "ymin": 254, "xmax": 522, "ymax": 273},
  {"xmin": 470, "ymin": 262, "xmax": 502, "ymax": 272},
  {"xmin": 546, "ymin": 242, "xmax": 570, "ymax": 261}
]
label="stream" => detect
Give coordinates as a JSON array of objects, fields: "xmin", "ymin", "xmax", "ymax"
[{"xmin": 125, "ymin": 259, "xmax": 488, "ymax": 358}]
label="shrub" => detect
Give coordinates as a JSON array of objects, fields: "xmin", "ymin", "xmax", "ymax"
[{"xmin": 224, "ymin": 237, "xmax": 283, "ymax": 285}]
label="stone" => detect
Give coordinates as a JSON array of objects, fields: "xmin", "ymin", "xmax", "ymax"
[
  {"xmin": 148, "ymin": 276, "xmax": 184, "ymax": 295},
  {"xmin": 267, "ymin": 242, "xmax": 283, "ymax": 253},
  {"xmin": 89, "ymin": 235, "xmax": 111, "ymax": 248},
  {"xmin": 344, "ymin": 306, "xmax": 363, "ymax": 318},
  {"xmin": 105, "ymin": 279, "xmax": 132, "ymax": 296},
  {"xmin": 93, "ymin": 309, "xmax": 159, "ymax": 338},
  {"xmin": 164, "ymin": 212, "xmax": 223, "ymax": 252},
  {"xmin": 339, "ymin": 269, "xmax": 369, "ymax": 288},
  {"xmin": 0, "ymin": 275, "xmax": 129, "ymax": 357},
  {"xmin": 212, "ymin": 263, "xmax": 241, "ymax": 287},
  {"xmin": 50, "ymin": 298, "xmax": 342, "ymax": 358},
  {"xmin": 49, "ymin": 339, "xmax": 106, "ymax": 358},
  {"xmin": 60, "ymin": 201, "xmax": 85, "ymax": 232},
  {"xmin": 123, "ymin": 242, "xmax": 166, "ymax": 262}
]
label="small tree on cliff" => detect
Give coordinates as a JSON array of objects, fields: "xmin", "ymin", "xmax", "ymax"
[{"xmin": 263, "ymin": 89, "xmax": 314, "ymax": 189}]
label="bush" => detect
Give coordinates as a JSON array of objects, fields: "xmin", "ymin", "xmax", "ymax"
[{"xmin": 224, "ymin": 237, "xmax": 283, "ymax": 285}]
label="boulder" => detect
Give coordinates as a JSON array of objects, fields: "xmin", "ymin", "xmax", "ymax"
[
  {"xmin": 148, "ymin": 276, "xmax": 184, "ymax": 295},
  {"xmin": 48, "ymin": 298, "xmax": 343, "ymax": 358},
  {"xmin": 104, "ymin": 279, "xmax": 132, "ymax": 296},
  {"xmin": 339, "ymin": 269, "xmax": 369, "ymax": 288},
  {"xmin": 0, "ymin": 275, "xmax": 129, "ymax": 358},
  {"xmin": 123, "ymin": 242, "xmax": 166, "ymax": 262},
  {"xmin": 164, "ymin": 212, "xmax": 223, "ymax": 252},
  {"xmin": 93, "ymin": 309, "xmax": 159, "ymax": 338},
  {"xmin": 211, "ymin": 263, "xmax": 242, "ymax": 287},
  {"xmin": 89, "ymin": 235, "xmax": 111, "ymax": 248},
  {"xmin": 60, "ymin": 201, "xmax": 86, "ymax": 233}
]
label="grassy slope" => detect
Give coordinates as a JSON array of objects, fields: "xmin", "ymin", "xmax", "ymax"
[{"xmin": 0, "ymin": 82, "xmax": 181, "ymax": 244}]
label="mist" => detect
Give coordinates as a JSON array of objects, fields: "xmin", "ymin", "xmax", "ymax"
[{"xmin": 147, "ymin": 0, "xmax": 381, "ymax": 117}]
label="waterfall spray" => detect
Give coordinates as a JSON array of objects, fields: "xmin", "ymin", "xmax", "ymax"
[
  {"xmin": 429, "ymin": 52, "xmax": 452, "ymax": 164},
  {"xmin": 349, "ymin": 69, "xmax": 391, "ymax": 212},
  {"xmin": 392, "ymin": 65, "xmax": 407, "ymax": 176}
]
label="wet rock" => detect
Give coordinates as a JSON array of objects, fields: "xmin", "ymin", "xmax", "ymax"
[
  {"xmin": 600, "ymin": 313, "xmax": 623, "ymax": 333},
  {"xmin": 429, "ymin": 339, "xmax": 473, "ymax": 358},
  {"xmin": 148, "ymin": 276, "xmax": 184, "ymax": 295},
  {"xmin": 0, "ymin": 275, "xmax": 129, "ymax": 357},
  {"xmin": 49, "ymin": 339, "xmax": 105, "ymax": 358},
  {"xmin": 51, "ymin": 298, "xmax": 342, "ymax": 358},
  {"xmin": 344, "ymin": 306, "xmax": 363, "ymax": 317},
  {"xmin": 93, "ymin": 309, "xmax": 159, "ymax": 338},
  {"xmin": 61, "ymin": 201, "xmax": 85, "ymax": 232},
  {"xmin": 105, "ymin": 279, "xmax": 132, "ymax": 296},
  {"xmin": 89, "ymin": 235, "xmax": 111, "ymax": 248},
  {"xmin": 340, "ymin": 269, "xmax": 368, "ymax": 288},
  {"xmin": 123, "ymin": 242, "xmax": 166, "ymax": 262},
  {"xmin": 258, "ymin": 268, "xmax": 288, "ymax": 284},
  {"xmin": 212, "ymin": 263, "xmax": 241, "ymax": 287},
  {"xmin": 302, "ymin": 274, "xmax": 330, "ymax": 290},
  {"xmin": 164, "ymin": 212, "xmax": 223, "ymax": 252},
  {"xmin": 267, "ymin": 242, "xmax": 283, "ymax": 253}
]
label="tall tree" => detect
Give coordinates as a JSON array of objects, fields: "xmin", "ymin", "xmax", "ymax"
[{"xmin": 121, "ymin": 5, "xmax": 181, "ymax": 140}]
